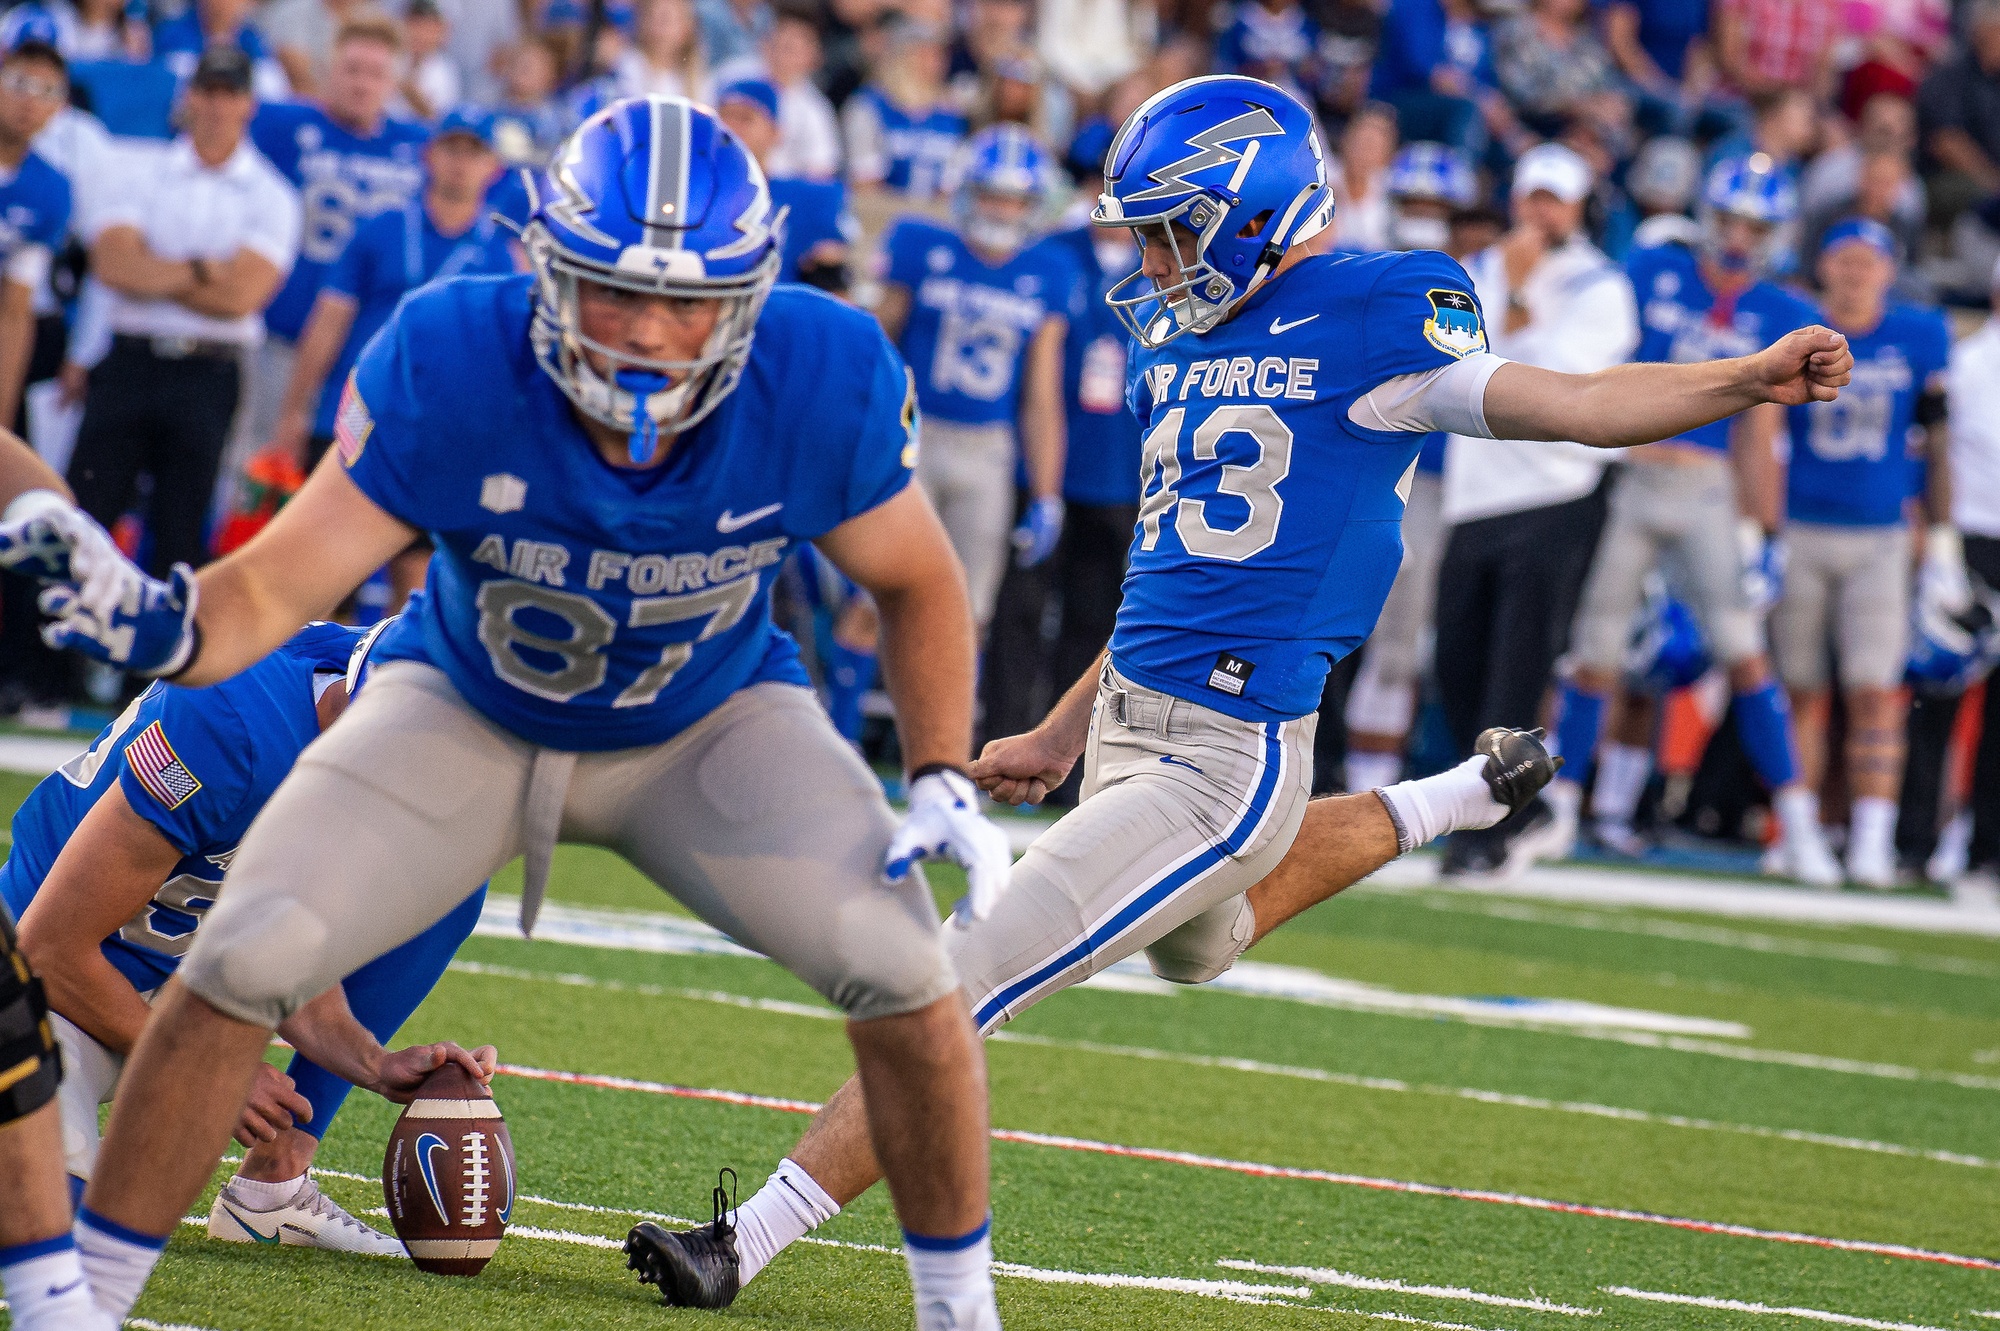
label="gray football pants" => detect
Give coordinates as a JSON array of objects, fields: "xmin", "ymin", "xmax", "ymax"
[
  {"xmin": 181, "ymin": 663, "xmax": 958, "ymax": 1028},
  {"xmin": 951, "ymin": 664, "xmax": 1315, "ymax": 1034}
]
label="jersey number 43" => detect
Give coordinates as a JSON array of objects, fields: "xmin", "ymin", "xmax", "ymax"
[{"xmin": 1138, "ymin": 404, "xmax": 1294, "ymax": 563}]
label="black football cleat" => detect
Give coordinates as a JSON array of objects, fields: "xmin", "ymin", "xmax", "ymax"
[
  {"xmin": 1474, "ymin": 726, "xmax": 1562, "ymax": 818},
  {"xmin": 626, "ymin": 1170, "xmax": 742, "ymax": 1310}
]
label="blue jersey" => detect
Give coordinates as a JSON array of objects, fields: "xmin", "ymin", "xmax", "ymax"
[
  {"xmin": 886, "ymin": 218, "xmax": 1079, "ymax": 428},
  {"xmin": 313, "ymin": 199, "xmax": 519, "ymax": 439},
  {"xmin": 1117, "ymin": 250, "xmax": 1486, "ymax": 721},
  {"xmin": 1785, "ymin": 302, "xmax": 1950, "ymax": 528},
  {"xmin": 0, "ymin": 151, "xmax": 71, "ymax": 288},
  {"xmin": 770, "ymin": 176, "xmax": 855, "ymax": 284},
  {"xmin": 1048, "ymin": 226, "xmax": 1143, "ymax": 508},
  {"xmin": 850, "ymin": 87, "xmax": 965, "ymax": 196},
  {"xmin": 1627, "ymin": 243, "xmax": 1819, "ymax": 453},
  {"xmin": 0, "ymin": 624, "xmax": 360, "ymax": 992},
  {"xmin": 337, "ymin": 276, "xmax": 918, "ymax": 750},
  {"xmin": 251, "ymin": 102, "xmax": 429, "ymax": 341}
]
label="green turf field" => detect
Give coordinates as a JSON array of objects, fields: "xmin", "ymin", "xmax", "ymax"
[{"xmin": 3, "ymin": 769, "xmax": 1997, "ymax": 1331}]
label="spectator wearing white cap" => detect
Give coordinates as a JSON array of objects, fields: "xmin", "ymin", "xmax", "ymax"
[
  {"xmin": 66, "ymin": 45, "xmax": 299, "ymax": 587},
  {"xmin": 1432, "ymin": 143, "xmax": 1639, "ymax": 874}
]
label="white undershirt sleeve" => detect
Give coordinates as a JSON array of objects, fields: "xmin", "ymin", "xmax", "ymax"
[
  {"xmin": 1346, "ymin": 351, "xmax": 1510, "ymax": 439},
  {"xmin": 4, "ymin": 242, "xmax": 51, "ymax": 294}
]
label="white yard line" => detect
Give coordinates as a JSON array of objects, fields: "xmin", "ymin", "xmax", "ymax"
[
  {"xmin": 1217, "ymin": 1260, "xmax": 1599, "ymax": 1315},
  {"xmin": 1362, "ymin": 857, "xmax": 2000, "ymax": 937},
  {"xmin": 1602, "ymin": 1286, "xmax": 1956, "ymax": 1331},
  {"xmin": 451, "ymin": 961, "xmax": 2000, "ymax": 1170}
]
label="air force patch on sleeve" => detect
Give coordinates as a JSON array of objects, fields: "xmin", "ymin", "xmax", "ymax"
[{"xmin": 1422, "ymin": 289, "xmax": 1487, "ymax": 359}]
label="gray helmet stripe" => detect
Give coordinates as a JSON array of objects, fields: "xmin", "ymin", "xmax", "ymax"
[{"xmin": 644, "ymin": 96, "xmax": 691, "ymax": 250}]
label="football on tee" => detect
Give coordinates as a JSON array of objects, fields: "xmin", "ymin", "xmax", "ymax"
[{"xmin": 383, "ymin": 1063, "xmax": 515, "ymax": 1275}]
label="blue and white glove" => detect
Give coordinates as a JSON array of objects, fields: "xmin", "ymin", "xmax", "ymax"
[
  {"xmin": 1918, "ymin": 524, "xmax": 1974, "ymax": 620},
  {"xmin": 40, "ymin": 562, "xmax": 200, "ymax": 676},
  {"xmin": 1011, "ymin": 495, "xmax": 1065, "ymax": 569},
  {"xmin": 0, "ymin": 489, "xmax": 131, "ymax": 599},
  {"xmin": 1737, "ymin": 519, "xmax": 1785, "ymax": 615},
  {"xmin": 883, "ymin": 769, "xmax": 1013, "ymax": 919}
]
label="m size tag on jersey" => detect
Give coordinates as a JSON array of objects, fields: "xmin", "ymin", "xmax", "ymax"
[{"xmin": 1207, "ymin": 652, "xmax": 1255, "ymax": 697}]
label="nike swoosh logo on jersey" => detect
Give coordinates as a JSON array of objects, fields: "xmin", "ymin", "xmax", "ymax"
[
  {"xmin": 717, "ymin": 503, "xmax": 783, "ymax": 533},
  {"xmin": 45, "ymin": 1278, "xmax": 85, "ymax": 1297},
  {"xmin": 219, "ymin": 1205, "xmax": 280, "ymax": 1244},
  {"xmin": 1269, "ymin": 314, "xmax": 1320, "ymax": 334}
]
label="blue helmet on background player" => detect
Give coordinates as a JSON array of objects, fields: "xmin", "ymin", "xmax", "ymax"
[
  {"xmin": 523, "ymin": 95, "xmax": 786, "ymax": 459},
  {"xmin": 951, "ymin": 123, "xmax": 1055, "ymax": 256},
  {"xmin": 1093, "ymin": 74, "xmax": 1333, "ymax": 348},
  {"xmin": 1699, "ymin": 153, "xmax": 1796, "ymax": 274},
  {"xmin": 1386, "ymin": 141, "xmax": 1475, "ymax": 251},
  {"xmin": 1908, "ymin": 577, "xmax": 2000, "ymax": 692},
  {"xmin": 1625, "ymin": 579, "xmax": 1713, "ymax": 694}
]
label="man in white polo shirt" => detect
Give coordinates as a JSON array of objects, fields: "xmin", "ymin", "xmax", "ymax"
[
  {"xmin": 65, "ymin": 44, "xmax": 298, "ymax": 588},
  {"xmin": 1432, "ymin": 144, "xmax": 1640, "ymax": 875}
]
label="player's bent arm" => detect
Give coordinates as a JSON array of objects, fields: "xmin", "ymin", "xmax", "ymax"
[
  {"xmin": 1021, "ymin": 315, "xmax": 1067, "ymax": 500},
  {"xmin": 969, "ymin": 646, "xmax": 1104, "ymax": 805},
  {"xmin": 277, "ymin": 985, "xmax": 496, "ymax": 1102},
  {"xmin": 176, "ymin": 248, "xmax": 284, "ymax": 321},
  {"xmin": 814, "ymin": 483, "xmax": 977, "ymax": 769},
  {"xmin": 180, "ymin": 460, "xmax": 419, "ymax": 687},
  {"xmin": 0, "ymin": 427, "xmax": 70, "ymax": 506},
  {"xmin": 14, "ymin": 783, "xmax": 186, "ymax": 1056},
  {"xmin": 1730, "ymin": 402, "xmax": 1784, "ymax": 531},
  {"xmin": 1480, "ymin": 326, "xmax": 1854, "ymax": 448}
]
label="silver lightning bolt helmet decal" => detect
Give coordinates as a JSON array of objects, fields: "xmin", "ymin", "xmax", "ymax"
[
  {"xmin": 546, "ymin": 112, "xmax": 621, "ymax": 250},
  {"xmin": 1120, "ymin": 106, "xmax": 1286, "ymax": 204}
]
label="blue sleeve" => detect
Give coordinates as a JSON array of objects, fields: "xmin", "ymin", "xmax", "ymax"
[
  {"xmin": 841, "ymin": 331, "xmax": 920, "ymax": 522},
  {"xmin": 884, "ymin": 219, "xmax": 927, "ymax": 290},
  {"xmin": 1374, "ymin": 0, "xmax": 1444, "ymax": 94},
  {"xmin": 1360, "ymin": 250, "xmax": 1489, "ymax": 387},
  {"xmin": 29, "ymin": 171, "xmax": 69, "ymax": 248},
  {"xmin": 1214, "ymin": 11, "xmax": 1247, "ymax": 68},
  {"xmin": 322, "ymin": 213, "xmax": 376, "ymax": 301},
  {"xmin": 338, "ymin": 293, "xmax": 431, "ymax": 527},
  {"xmin": 115, "ymin": 686, "xmax": 256, "ymax": 856},
  {"xmin": 248, "ymin": 105, "xmax": 297, "ymax": 180}
]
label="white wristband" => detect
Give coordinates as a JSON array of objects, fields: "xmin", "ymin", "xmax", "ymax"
[{"xmin": 1926, "ymin": 524, "xmax": 1965, "ymax": 569}]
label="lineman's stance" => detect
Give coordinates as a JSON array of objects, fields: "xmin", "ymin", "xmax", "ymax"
[
  {"xmin": 625, "ymin": 75, "xmax": 1855, "ymax": 1306},
  {"xmin": 17, "ymin": 97, "xmax": 1011, "ymax": 1331},
  {"xmin": 1, "ymin": 617, "xmax": 493, "ymax": 1251}
]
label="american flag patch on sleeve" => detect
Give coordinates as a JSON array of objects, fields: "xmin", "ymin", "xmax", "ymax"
[
  {"xmin": 125, "ymin": 720, "xmax": 202, "ymax": 810},
  {"xmin": 334, "ymin": 371, "xmax": 374, "ymax": 467}
]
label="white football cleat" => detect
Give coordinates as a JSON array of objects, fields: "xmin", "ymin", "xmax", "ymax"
[
  {"xmin": 1592, "ymin": 817, "xmax": 1648, "ymax": 859},
  {"xmin": 1766, "ymin": 829, "xmax": 1843, "ymax": 889},
  {"xmin": 208, "ymin": 1178, "xmax": 407, "ymax": 1256}
]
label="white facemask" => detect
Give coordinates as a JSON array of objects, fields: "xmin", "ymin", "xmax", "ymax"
[{"xmin": 1390, "ymin": 212, "xmax": 1450, "ymax": 252}]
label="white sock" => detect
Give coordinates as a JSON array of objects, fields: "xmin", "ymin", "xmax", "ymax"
[
  {"xmin": 74, "ymin": 1207, "xmax": 166, "ymax": 1322},
  {"xmin": 734, "ymin": 1158, "xmax": 841, "ymax": 1286},
  {"xmin": 1850, "ymin": 796, "xmax": 1898, "ymax": 861},
  {"xmin": 224, "ymin": 1172, "xmax": 306, "ymax": 1212},
  {"xmin": 1344, "ymin": 749, "xmax": 1402, "ymax": 794},
  {"xmin": 1375, "ymin": 756, "xmax": 1508, "ymax": 852},
  {"xmin": 1590, "ymin": 742, "xmax": 1651, "ymax": 823},
  {"xmin": 1545, "ymin": 776, "xmax": 1582, "ymax": 823},
  {"xmin": 0, "ymin": 1236, "xmax": 102, "ymax": 1331},
  {"xmin": 1773, "ymin": 785, "xmax": 1824, "ymax": 845},
  {"xmin": 904, "ymin": 1218, "xmax": 996, "ymax": 1331}
]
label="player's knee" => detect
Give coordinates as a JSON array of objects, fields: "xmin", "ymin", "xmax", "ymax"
[
  {"xmin": 820, "ymin": 895, "xmax": 960, "ymax": 1024},
  {"xmin": 0, "ymin": 923, "xmax": 62, "ymax": 1127},
  {"xmin": 179, "ymin": 899, "xmax": 332, "ymax": 1029},
  {"xmin": 1144, "ymin": 897, "xmax": 1255, "ymax": 987}
]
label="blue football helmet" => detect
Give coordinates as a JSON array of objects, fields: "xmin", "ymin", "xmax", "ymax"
[
  {"xmin": 1387, "ymin": 142, "xmax": 1476, "ymax": 208},
  {"xmin": 1625, "ymin": 579, "xmax": 1712, "ymax": 694},
  {"xmin": 952, "ymin": 123, "xmax": 1055, "ymax": 255},
  {"xmin": 1908, "ymin": 580, "xmax": 2000, "ymax": 692},
  {"xmin": 523, "ymin": 96, "xmax": 786, "ymax": 460},
  {"xmin": 1700, "ymin": 153, "xmax": 1797, "ymax": 274},
  {"xmin": 1093, "ymin": 75, "xmax": 1333, "ymax": 348}
]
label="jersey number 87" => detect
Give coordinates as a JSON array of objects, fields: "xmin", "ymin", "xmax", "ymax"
[{"xmin": 1137, "ymin": 404, "xmax": 1294, "ymax": 563}]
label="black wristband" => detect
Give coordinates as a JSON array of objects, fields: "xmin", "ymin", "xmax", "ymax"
[
  {"xmin": 909, "ymin": 761, "xmax": 969, "ymax": 782},
  {"xmin": 161, "ymin": 621, "xmax": 202, "ymax": 683}
]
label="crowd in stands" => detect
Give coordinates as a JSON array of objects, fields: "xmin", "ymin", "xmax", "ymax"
[{"xmin": 3, "ymin": 0, "xmax": 2000, "ymax": 896}]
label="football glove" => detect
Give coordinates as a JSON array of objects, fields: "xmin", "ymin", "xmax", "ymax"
[
  {"xmin": 883, "ymin": 769, "xmax": 1012, "ymax": 919},
  {"xmin": 1011, "ymin": 495, "xmax": 1064, "ymax": 569},
  {"xmin": 40, "ymin": 562, "xmax": 200, "ymax": 677},
  {"xmin": 1919, "ymin": 524, "xmax": 1974, "ymax": 620},
  {"xmin": 1737, "ymin": 519, "xmax": 1785, "ymax": 615},
  {"xmin": 0, "ymin": 490, "xmax": 131, "ymax": 600}
]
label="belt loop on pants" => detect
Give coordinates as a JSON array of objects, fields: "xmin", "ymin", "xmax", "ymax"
[{"xmin": 518, "ymin": 748, "xmax": 578, "ymax": 938}]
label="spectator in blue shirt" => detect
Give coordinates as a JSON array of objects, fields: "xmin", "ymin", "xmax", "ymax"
[
  {"xmin": 1215, "ymin": 0, "xmax": 1321, "ymax": 101},
  {"xmin": 1370, "ymin": 0, "xmax": 1525, "ymax": 159},
  {"xmin": 714, "ymin": 77, "xmax": 854, "ymax": 291},
  {"xmin": 153, "ymin": 0, "xmax": 290, "ymax": 101},
  {"xmin": 268, "ymin": 107, "xmax": 518, "ymax": 470}
]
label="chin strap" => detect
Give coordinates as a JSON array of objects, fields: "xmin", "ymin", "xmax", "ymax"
[{"xmin": 615, "ymin": 369, "xmax": 669, "ymax": 464}]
